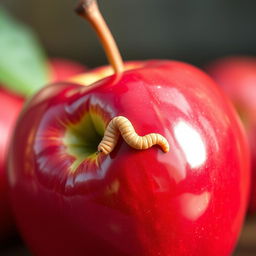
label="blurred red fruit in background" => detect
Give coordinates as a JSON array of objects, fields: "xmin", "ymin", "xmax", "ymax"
[{"xmin": 207, "ymin": 56, "xmax": 256, "ymax": 212}]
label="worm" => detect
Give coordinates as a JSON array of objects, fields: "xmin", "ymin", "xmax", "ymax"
[{"xmin": 97, "ymin": 116, "xmax": 170, "ymax": 154}]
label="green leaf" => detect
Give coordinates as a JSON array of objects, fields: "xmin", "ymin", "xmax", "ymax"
[{"xmin": 0, "ymin": 7, "xmax": 50, "ymax": 96}]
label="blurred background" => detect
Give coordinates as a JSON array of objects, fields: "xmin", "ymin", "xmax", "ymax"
[
  {"xmin": 0, "ymin": 0, "xmax": 256, "ymax": 255},
  {"xmin": 2, "ymin": 0, "xmax": 256, "ymax": 68}
]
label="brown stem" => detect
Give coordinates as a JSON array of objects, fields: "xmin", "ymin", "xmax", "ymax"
[{"xmin": 75, "ymin": 0, "xmax": 124, "ymax": 74}]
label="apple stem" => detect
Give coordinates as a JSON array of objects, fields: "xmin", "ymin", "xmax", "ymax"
[{"xmin": 75, "ymin": 0, "xmax": 124, "ymax": 74}]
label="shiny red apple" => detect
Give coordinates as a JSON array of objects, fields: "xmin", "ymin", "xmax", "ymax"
[
  {"xmin": 206, "ymin": 56, "xmax": 256, "ymax": 212},
  {"xmin": 8, "ymin": 60, "xmax": 251, "ymax": 256},
  {"xmin": 7, "ymin": 1, "xmax": 250, "ymax": 255},
  {"xmin": 0, "ymin": 59, "xmax": 86, "ymax": 239}
]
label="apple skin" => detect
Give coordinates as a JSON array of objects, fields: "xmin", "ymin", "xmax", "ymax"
[
  {"xmin": 0, "ymin": 59, "xmax": 86, "ymax": 239},
  {"xmin": 206, "ymin": 56, "xmax": 256, "ymax": 212},
  {"xmin": 8, "ymin": 60, "xmax": 250, "ymax": 255}
]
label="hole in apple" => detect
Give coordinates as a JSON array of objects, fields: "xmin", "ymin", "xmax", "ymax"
[{"xmin": 63, "ymin": 109, "xmax": 106, "ymax": 171}]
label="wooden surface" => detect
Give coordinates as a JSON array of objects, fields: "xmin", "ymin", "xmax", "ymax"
[{"xmin": 0, "ymin": 218, "xmax": 255, "ymax": 255}]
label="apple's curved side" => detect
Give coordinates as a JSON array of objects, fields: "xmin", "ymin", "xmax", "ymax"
[
  {"xmin": 0, "ymin": 59, "xmax": 86, "ymax": 239},
  {"xmin": 206, "ymin": 56, "xmax": 256, "ymax": 212},
  {"xmin": 8, "ymin": 61, "xmax": 250, "ymax": 256}
]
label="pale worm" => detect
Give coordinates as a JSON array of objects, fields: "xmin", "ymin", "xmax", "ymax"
[{"xmin": 97, "ymin": 116, "xmax": 170, "ymax": 154}]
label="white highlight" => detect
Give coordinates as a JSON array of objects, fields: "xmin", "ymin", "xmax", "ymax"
[{"xmin": 174, "ymin": 121, "xmax": 206, "ymax": 168}]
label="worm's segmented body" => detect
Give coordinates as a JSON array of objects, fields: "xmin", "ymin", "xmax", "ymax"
[{"xmin": 98, "ymin": 116, "xmax": 170, "ymax": 154}]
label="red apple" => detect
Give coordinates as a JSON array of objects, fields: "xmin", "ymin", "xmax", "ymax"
[
  {"xmin": 8, "ymin": 60, "xmax": 251, "ymax": 256},
  {"xmin": 7, "ymin": 1, "xmax": 250, "ymax": 255},
  {"xmin": 0, "ymin": 59, "xmax": 86, "ymax": 239},
  {"xmin": 206, "ymin": 56, "xmax": 256, "ymax": 213}
]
